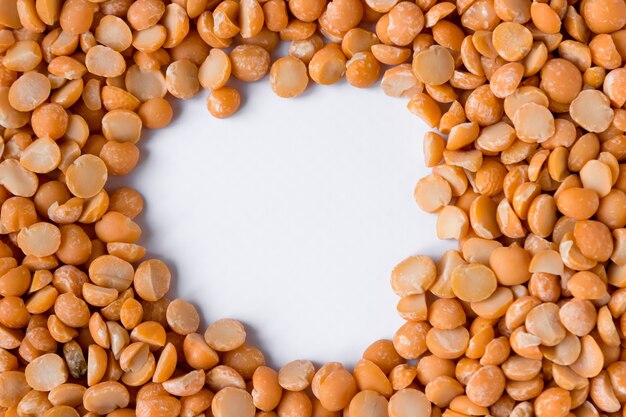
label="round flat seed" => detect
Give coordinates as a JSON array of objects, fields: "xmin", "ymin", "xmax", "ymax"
[
  {"xmin": 166, "ymin": 299, "xmax": 200, "ymax": 335},
  {"xmin": 451, "ymin": 263, "xmax": 497, "ymax": 302},
  {"xmin": 345, "ymin": 51, "xmax": 381, "ymax": 88},
  {"xmin": 102, "ymin": 110, "xmax": 143, "ymax": 143},
  {"xmin": 95, "ymin": 15, "xmax": 132, "ymax": 52},
  {"xmin": 278, "ymin": 360, "xmax": 315, "ymax": 391},
  {"xmin": 8, "ymin": 71, "xmax": 50, "ymax": 112},
  {"xmin": 270, "ymin": 56, "xmax": 309, "ymax": 98},
  {"xmin": 199, "ymin": 49, "xmax": 232, "ymax": 90},
  {"xmin": 492, "ymin": 22, "xmax": 533, "ymax": 61},
  {"xmin": 20, "ymin": 137, "xmax": 61, "ymax": 174},
  {"xmin": 65, "ymin": 155, "xmax": 108, "ymax": 199},
  {"xmin": 17, "ymin": 222, "xmax": 61, "ymax": 257},
  {"xmin": 437, "ymin": 205, "xmax": 469, "ymax": 240},
  {"xmin": 309, "ymin": 44, "xmax": 347, "ymax": 85},
  {"xmin": 540, "ymin": 58, "xmax": 582, "ymax": 104},
  {"xmin": 165, "ymin": 59, "xmax": 200, "ymax": 99},
  {"xmin": 391, "ymin": 255, "xmax": 437, "ymax": 296},
  {"xmin": 525, "ymin": 303, "xmax": 566, "ymax": 346},
  {"xmin": 388, "ymin": 388, "xmax": 431, "ymax": 417},
  {"xmin": 134, "ymin": 259, "xmax": 171, "ymax": 302},
  {"xmin": 85, "ymin": 45, "xmax": 126, "ymax": 77},
  {"xmin": 513, "ymin": 102, "xmax": 555, "ymax": 143},
  {"xmin": 207, "ymin": 87, "xmax": 241, "ymax": 119},
  {"xmin": 412, "ymin": 45, "xmax": 455, "ymax": 85},
  {"xmin": 465, "ymin": 366, "xmax": 505, "ymax": 407},
  {"xmin": 204, "ymin": 319, "xmax": 246, "ymax": 352},
  {"xmin": 24, "ymin": 353, "xmax": 68, "ymax": 391},
  {"xmin": 414, "ymin": 174, "xmax": 452, "ymax": 213},
  {"xmin": 580, "ymin": 160, "xmax": 613, "ymax": 198},
  {"xmin": 230, "ymin": 45, "xmax": 270, "ymax": 82},
  {"xmin": 570, "ymin": 89, "xmax": 614, "ymax": 133}
]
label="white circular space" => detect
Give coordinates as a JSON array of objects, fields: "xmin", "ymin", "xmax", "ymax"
[{"xmin": 121, "ymin": 78, "xmax": 454, "ymax": 367}]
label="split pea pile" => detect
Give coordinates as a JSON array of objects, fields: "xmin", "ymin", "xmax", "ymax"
[{"xmin": 0, "ymin": 0, "xmax": 626, "ymax": 415}]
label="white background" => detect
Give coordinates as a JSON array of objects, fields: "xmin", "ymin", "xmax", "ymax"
[{"xmin": 122, "ymin": 76, "xmax": 454, "ymax": 367}]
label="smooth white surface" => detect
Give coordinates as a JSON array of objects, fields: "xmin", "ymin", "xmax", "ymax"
[{"xmin": 124, "ymin": 79, "xmax": 454, "ymax": 367}]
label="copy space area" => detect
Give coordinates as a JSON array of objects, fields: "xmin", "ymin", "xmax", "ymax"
[{"xmin": 126, "ymin": 80, "xmax": 454, "ymax": 365}]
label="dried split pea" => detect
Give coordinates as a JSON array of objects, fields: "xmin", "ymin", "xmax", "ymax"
[
  {"xmin": 138, "ymin": 98, "xmax": 173, "ymax": 129},
  {"xmin": 391, "ymin": 255, "xmax": 436, "ymax": 296},
  {"xmin": 8, "ymin": 71, "xmax": 50, "ymax": 112},
  {"xmin": 165, "ymin": 59, "xmax": 200, "ymax": 100},
  {"xmin": 134, "ymin": 259, "xmax": 171, "ymax": 302},
  {"xmin": 207, "ymin": 87, "xmax": 241, "ymax": 119},
  {"xmin": 278, "ymin": 360, "xmax": 315, "ymax": 391},
  {"xmin": 412, "ymin": 45, "xmax": 455, "ymax": 86},
  {"xmin": 309, "ymin": 43, "xmax": 347, "ymax": 85},
  {"xmin": 270, "ymin": 56, "xmax": 309, "ymax": 98},
  {"xmin": 492, "ymin": 22, "xmax": 533, "ymax": 61},
  {"xmin": 541, "ymin": 59, "xmax": 582, "ymax": 104},
  {"xmin": 204, "ymin": 319, "xmax": 246, "ymax": 352},
  {"xmin": 389, "ymin": 388, "xmax": 431, "ymax": 417},
  {"xmin": 230, "ymin": 45, "xmax": 271, "ymax": 82},
  {"xmin": 513, "ymin": 102, "xmax": 555, "ymax": 143},
  {"xmin": 451, "ymin": 263, "xmax": 497, "ymax": 302},
  {"xmin": 414, "ymin": 174, "xmax": 452, "ymax": 213},
  {"xmin": 381, "ymin": 64, "xmax": 423, "ymax": 98},
  {"xmin": 346, "ymin": 51, "xmax": 381, "ymax": 88},
  {"xmin": 166, "ymin": 299, "xmax": 200, "ymax": 335},
  {"xmin": 199, "ymin": 49, "xmax": 231, "ymax": 90},
  {"xmin": 570, "ymin": 89, "xmax": 614, "ymax": 133}
]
